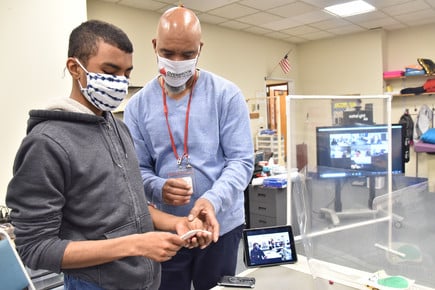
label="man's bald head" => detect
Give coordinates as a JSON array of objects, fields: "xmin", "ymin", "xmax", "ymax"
[
  {"xmin": 157, "ymin": 6, "xmax": 201, "ymax": 37},
  {"xmin": 153, "ymin": 6, "xmax": 202, "ymax": 54}
]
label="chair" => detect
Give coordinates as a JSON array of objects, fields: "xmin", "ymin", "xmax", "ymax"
[{"xmin": 0, "ymin": 228, "xmax": 36, "ymax": 290}]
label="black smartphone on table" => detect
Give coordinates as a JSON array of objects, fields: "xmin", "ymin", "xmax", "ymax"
[{"xmin": 217, "ymin": 275, "xmax": 255, "ymax": 288}]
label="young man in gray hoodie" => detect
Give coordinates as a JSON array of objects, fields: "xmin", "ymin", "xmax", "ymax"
[{"xmin": 6, "ymin": 20, "xmax": 218, "ymax": 290}]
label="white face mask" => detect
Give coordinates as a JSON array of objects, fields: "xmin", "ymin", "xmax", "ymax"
[
  {"xmin": 157, "ymin": 55, "xmax": 197, "ymax": 88},
  {"xmin": 75, "ymin": 59, "xmax": 129, "ymax": 111}
]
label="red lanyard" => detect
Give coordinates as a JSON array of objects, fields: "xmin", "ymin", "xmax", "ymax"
[{"xmin": 161, "ymin": 74, "xmax": 197, "ymax": 168}]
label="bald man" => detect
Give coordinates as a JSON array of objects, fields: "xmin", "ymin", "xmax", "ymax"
[{"xmin": 124, "ymin": 6, "xmax": 254, "ymax": 290}]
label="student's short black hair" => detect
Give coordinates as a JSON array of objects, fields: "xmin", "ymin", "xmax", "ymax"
[{"xmin": 68, "ymin": 19, "xmax": 133, "ymax": 65}]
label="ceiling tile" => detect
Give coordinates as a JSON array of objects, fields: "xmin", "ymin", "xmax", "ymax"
[
  {"xmin": 197, "ymin": 13, "xmax": 227, "ymax": 24},
  {"xmin": 208, "ymin": 3, "xmax": 258, "ymax": 19},
  {"xmin": 153, "ymin": 0, "xmax": 177, "ymax": 3},
  {"xmin": 309, "ymin": 18, "xmax": 350, "ymax": 30},
  {"xmin": 365, "ymin": 0, "xmax": 411, "ymax": 9},
  {"xmin": 260, "ymin": 17, "xmax": 304, "ymax": 31},
  {"xmin": 426, "ymin": 0, "xmax": 435, "ymax": 8},
  {"xmin": 119, "ymin": 0, "xmax": 167, "ymax": 10},
  {"xmin": 239, "ymin": 0, "xmax": 296, "ymax": 10},
  {"xmin": 396, "ymin": 9, "xmax": 435, "ymax": 26},
  {"xmin": 292, "ymin": 10, "xmax": 334, "ymax": 24},
  {"xmin": 346, "ymin": 11, "xmax": 389, "ymax": 23},
  {"xmin": 298, "ymin": 0, "xmax": 344, "ymax": 9},
  {"xmin": 268, "ymin": 1, "xmax": 317, "ymax": 18},
  {"xmin": 285, "ymin": 35, "xmax": 308, "ymax": 43},
  {"xmin": 243, "ymin": 26, "xmax": 272, "ymax": 35},
  {"xmin": 302, "ymin": 30, "xmax": 335, "ymax": 40},
  {"xmin": 267, "ymin": 31, "xmax": 293, "ymax": 40},
  {"xmin": 282, "ymin": 25, "xmax": 319, "ymax": 36},
  {"xmin": 181, "ymin": 0, "xmax": 240, "ymax": 12},
  {"xmin": 381, "ymin": 0, "xmax": 430, "ymax": 16},
  {"xmin": 238, "ymin": 12, "xmax": 283, "ymax": 26},
  {"xmin": 219, "ymin": 20, "xmax": 251, "ymax": 30},
  {"xmin": 327, "ymin": 25, "xmax": 365, "ymax": 35},
  {"xmin": 358, "ymin": 17, "xmax": 401, "ymax": 30}
]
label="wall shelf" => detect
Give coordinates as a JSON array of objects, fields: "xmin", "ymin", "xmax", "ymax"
[
  {"xmin": 384, "ymin": 72, "xmax": 435, "ymax": 96},
  {"xmin": 392, "ymin": 92, "xmax": 435, "ymax": 98},
  {"xmin": 384, "ymin": 73, "xmax": 435, "ymax": 81}
]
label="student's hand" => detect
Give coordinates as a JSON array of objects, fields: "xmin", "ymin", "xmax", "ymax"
[
  {"xmin": 136, "ymin": 231, "xmax": 185, "ymax": 262},
  {"xmin": 188, "ymin": 198, "xmax": 220, "ymax": 244},
  {"xmin": 162, "ymin": 178, "xmax": 193, "ymax": 206},
  {"xmin": 175, "ymin": 216, "xmax": 214, "ymax": 249}
]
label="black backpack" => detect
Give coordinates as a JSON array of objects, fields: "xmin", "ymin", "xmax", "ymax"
[{"xmin": 399, "ymin": 111, "xmax": 414, "ymax": 163}]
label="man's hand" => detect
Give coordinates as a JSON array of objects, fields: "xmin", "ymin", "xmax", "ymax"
[
  {"xmin": 187, "ymin": 198, "xmax": 219, "ymax": 244},
  {"xmin": 175, "ymin": 216, "xmax": 213, "ymax": 249},
  {"xmin": 134, "ymin": 232, "xmax": 185, "ymax": 262},
  {"xmin": 162, "ymin": 178, "xmax": 193, "ymax": 206}
]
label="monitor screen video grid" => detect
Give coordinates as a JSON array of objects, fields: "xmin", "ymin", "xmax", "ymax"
[{"xmin": 316, "ymin": 124, "xmax": 404, "ymax": 179}]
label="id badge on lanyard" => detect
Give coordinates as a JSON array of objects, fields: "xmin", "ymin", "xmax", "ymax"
[{"xmin": 167, "ymin": 156, "xmax": 195, "ymax": 193}]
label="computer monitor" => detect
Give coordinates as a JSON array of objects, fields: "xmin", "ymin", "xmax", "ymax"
[{"xmin": 316, "ymin": 124, "xmax": 405, "ymax": 179}]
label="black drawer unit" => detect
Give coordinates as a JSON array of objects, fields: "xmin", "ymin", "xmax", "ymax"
[
  {"xmin": 247, "ymin": 180, "xmax": 312, "ymax": 235},
  {"xmin": 249, "ymin": 185, "xmax": 287, "ymax": 228}
]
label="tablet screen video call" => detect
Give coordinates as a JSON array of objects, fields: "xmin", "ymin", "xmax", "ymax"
[{"xmin": 243, "ymin": 225, "xmax": 297, "ymax": 268}]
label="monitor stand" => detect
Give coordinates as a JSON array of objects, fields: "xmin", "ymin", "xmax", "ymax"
[
  {"xmin": 321, "ymin": 176, "xmax": 380, "ymax": 226},
  {"xmin": 333, "ymin": 176, "xmax": 376, "ymax": 211}
]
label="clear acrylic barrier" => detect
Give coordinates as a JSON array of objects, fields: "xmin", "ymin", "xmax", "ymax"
[{"xmin": 287, "ymin": 95, "xmax": 435, "ymax": 289}]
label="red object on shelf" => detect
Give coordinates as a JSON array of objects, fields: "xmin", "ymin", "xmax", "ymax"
[{"xmin": 383, "ymin": 70, "xmax": 404, "ymax": 78}]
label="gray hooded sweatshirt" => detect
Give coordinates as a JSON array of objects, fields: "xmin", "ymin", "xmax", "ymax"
[{"xmin": 6, "ymin": 99, "xmax": 160, "ymax": 289}]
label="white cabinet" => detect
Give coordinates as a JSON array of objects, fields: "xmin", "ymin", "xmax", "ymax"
[{"xmin": 255, "ymin": 134, "xmax": 284, "ymax": 159}]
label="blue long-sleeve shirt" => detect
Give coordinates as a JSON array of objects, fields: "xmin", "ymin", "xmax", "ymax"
[{"xmin": 124, "ymin": 69, "xmax": 254, "ymax": 235}]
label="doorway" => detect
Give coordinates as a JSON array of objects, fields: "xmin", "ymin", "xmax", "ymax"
[{"xmin": 265, "ymin": 79, "xmax": 294, "ymax": 164}]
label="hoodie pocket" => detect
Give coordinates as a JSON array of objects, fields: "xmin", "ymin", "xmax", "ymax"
[{"xmin": 103, "ymin": 213, "xmax": 154, "ymax": 239}]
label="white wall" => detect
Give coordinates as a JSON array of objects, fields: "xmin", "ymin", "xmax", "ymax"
[
  {"xmin": 297, "ymin": 29, "xmax": 385, "ymax": 95},
  {"xmin": 0, "ymin": 0, "xmax": 87, "ymax": 204},
  {"xmin": 386, "ymin": 24, "xmax": 435, "ymax": 70}
]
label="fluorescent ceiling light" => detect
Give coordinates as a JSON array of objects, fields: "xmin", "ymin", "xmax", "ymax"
[{"xmin": 324, "ymin": 0, "xmax": 376, "ymax": 17}]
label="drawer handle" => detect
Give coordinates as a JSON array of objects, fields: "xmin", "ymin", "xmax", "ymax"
[
  {"xmin": 258, "ymin": 206, "xmax": 266, "ymax": 211},
  {"xmin": 257, "ymin": 193, "xmax": 266, "ymax": 197},
  {"xmin": 259, "ymin": 220, "xmax": 266, "ymax": 224}
]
